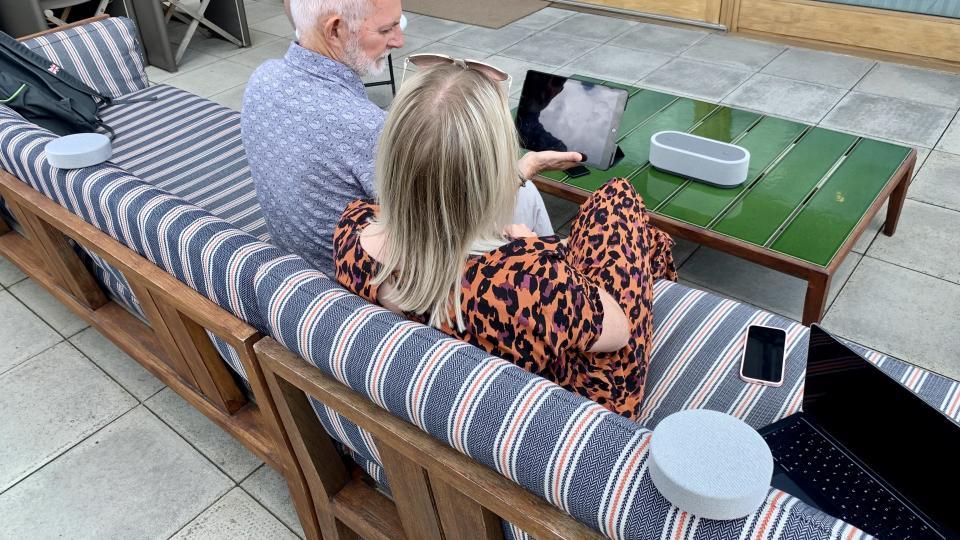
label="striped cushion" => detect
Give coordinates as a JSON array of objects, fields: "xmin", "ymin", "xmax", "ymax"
[
  {"xmin": 0, "ymin": 106, "xmax": 286, "ymax": 380},
  {"xmin": 21, "ymin": 17, "xmax": 148, "ymax": 99},
  {"xmin": 643, "ymin": 281, "xmax": 960, "ymax": 427},
  {"xmin": 101, "ymin": 84, "xmax": 267, "ymax": 240},
  {"xmin": 255, "ymin": 255, "xmax": 867, "ymax": 540}
]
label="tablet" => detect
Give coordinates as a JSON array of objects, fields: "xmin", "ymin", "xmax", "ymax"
[{"xmin": 516, "ymin": 71, "xmax": 628, "ymax": 170}]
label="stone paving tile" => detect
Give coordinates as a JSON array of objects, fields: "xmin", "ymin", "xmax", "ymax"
[
  {"xmin": 671, "ymin": 238, "xmax": 700, "ymax": 268},
  {"xmin": 0, "ymin": 289, "xmax": 60, "ymax": 375},
  {"xmin": 499, "ymin": 31, "xmax": 598, "ymax": 68},
  {"xmin": 164, "ymin": 60, "xmax": 257, "ymax": 98},
  {"xmin": 0, "ymin": 342, "xmax": 136, "ymax": 493},
  {"xmin": 640, "ymin": 58, "xmax": 752, "ymax": 102},
  {"xmin": 823, "ymin": 257, "xmax": 960, "ymax": 380},
  {"xmin": 239, "ymin": 0, "xmax": 286, "ymax": 26},
  {"xmin": 403, "ymin": 41, "xmax": 488, "ymax": 65},
  {"xmin": 821, "ymin": 92, "xmax": 955, "ymax": 149},
  {"xmin": 440, "ymin": 23, "xmax": 538, "ymax": 54},
  {"xmin": 761, "ymin": 48, "xmax": 875, "ymax": 89},
  {"xmin": 547, "ymin": 12, "xmax": 637, "ymax": 43},
  {"xmin": 229, "ymin": 39, "xmax": 292, "ymax": 68},
  {"xmin": 8, "ymin": 278, "xmax": 88, "ymax": 337},
  {"xmin": 681, "ymin": 34, "xmax": 786, "ymax": 71},
  {"xmin": 70, "ymin": 327, "xmax": 164, "ymax": 401},
  {"xmin": 541, "ymin": 192, "xmax": 580, "ymax": 232},
  {"xmin": 402, "ymin": 15, "xmax": 468, "ymax": 40},
  {"xmin": 242, "ymin": 465, "xmax": 305, "ymax": 538},
  {"xmin": 146, "ymin": 388, "xmax": 262, "ymax": 481},
  {"xmin": 209, "ymin": 83, "xmax": 247, "ymax": 111},
  {"xmin": 0, "ymin": 406, "xmax": 233, "ymax": 539},
  {"xmin": 679, "ymin": 247, "xmax": 861, "ymax": 321},
  {"xmin": 510, "ymin": 7, "xmax": 577, "ymax": 30},
  {"xmin": 609, "ymin": 23, "xmax": 710, "ymax": 56},
  {"xmin": 936, "ymin": 113, "xmax": 960, "ymax": 155},
  {"xmin": 171, "ymin": 487, "xmax": 299, "ymax": 539},
  {"xmin": 723, "ymin": 73, "xmax": 846, "ymax": 124},
  {"xmin": 480, "ymin": 55, "xmax": 556, "ymax": 98},
  {"xmin": 388, "ymin": 34, "xmax": 435, "ymax": 64},
  {"xmin": 250, "ymin": 13, "xmax": 295, "ymax": 39},
  {"xmin": 0, "ymin": 253, "xmax": 26, "ymax": 288},
  {"xmin": 909, "ymin": 150, "xmax": 960, "ymax": 212},
  {"xmin": 851, "ymin": 201, "xmax": 887, "ymax": 255},
  {"xmin": 188, "ymin": 29, "xmax": 281, "ymax": 59},
  {"xmin": 855, "ymin": 62, "xmax": 960, "ymax": 109},
  {"xmin": 560, "ymin": 44, "xmax": 671, "ymax": 85},
  {"xmin": 867, "ymin": 199, "xmax": 960, "ymax": 285}
]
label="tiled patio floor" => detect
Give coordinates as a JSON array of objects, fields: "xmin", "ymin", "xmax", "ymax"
[{"xmin": 2, "ymin": 1, "xmax": 959, "ymax": 537}]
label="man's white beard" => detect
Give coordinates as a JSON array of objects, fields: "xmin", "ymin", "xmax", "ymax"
[{"xmin": 345, "ymin": 37, "xmax": 389, "ymax": 78}]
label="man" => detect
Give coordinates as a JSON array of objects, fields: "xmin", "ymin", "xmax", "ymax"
[{"xmin": 242, "ymin": 0, "xmax": 581, "ymax": 277}]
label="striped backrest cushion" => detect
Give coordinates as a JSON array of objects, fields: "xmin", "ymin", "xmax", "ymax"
[
  {"xmin": 643, "ymin": 281, "xmax": 960, "ymax": 428},
  {"xmin": 255, "ymin": 254, "xmax": 863, "ymax": 540},
  {"xmin": 0, "ymin": 107, "xmax": 283, "ymax": 336},
  {"xmin": 21, "ymin": 17, "xmax": 148, "ymax": 99}
]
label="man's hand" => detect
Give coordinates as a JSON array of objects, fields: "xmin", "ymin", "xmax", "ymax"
[{"xmin": 517, "ymin": 150, "xmax": 584, "ymax": 179}]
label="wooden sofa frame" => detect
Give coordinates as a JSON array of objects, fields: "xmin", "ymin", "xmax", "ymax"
[
  {"xmin": 0, "ymin": 18, "xmax": 323, "ymax": 539},
  {"xmin": 256, "ymin": 336, "xmax": 605, "ymax": 540}
]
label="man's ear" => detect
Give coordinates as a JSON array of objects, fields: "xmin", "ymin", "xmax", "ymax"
[{"xmin": 323, "ymin": 15, "xmax": 346, "ymax": 43}]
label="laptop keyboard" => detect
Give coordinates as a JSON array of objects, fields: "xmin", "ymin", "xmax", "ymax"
[{"xmin": 764, "ymin": 419, "xmax": 938, "ymax": 539}]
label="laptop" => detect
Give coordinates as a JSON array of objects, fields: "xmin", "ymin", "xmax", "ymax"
[{"xmin": 759, "ymin": 325, "xmax": 960, "ymax": 540}]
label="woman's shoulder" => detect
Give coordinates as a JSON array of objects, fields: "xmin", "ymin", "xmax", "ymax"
[{"xmin": 340, "ymin": 199, "xmax": 378, "ymax": 226}]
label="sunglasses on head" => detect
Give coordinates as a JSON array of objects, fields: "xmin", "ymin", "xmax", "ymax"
[{"xmin": 402, "ymin": 53, "xmax": 512, "ymax": 93}]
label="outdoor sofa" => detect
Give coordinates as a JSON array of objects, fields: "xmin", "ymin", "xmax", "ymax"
[{"xmin": 1, "ymin": 16, "xmax": 958, "ymax": 540}]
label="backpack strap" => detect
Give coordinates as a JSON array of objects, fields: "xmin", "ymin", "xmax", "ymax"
[{"xmin": 0, "ymin": 31, "xmax": 111, "ymax": 105}]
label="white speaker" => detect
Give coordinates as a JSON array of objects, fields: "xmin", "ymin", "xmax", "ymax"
[
  {"xmin": 45, "ymin": 133, "xmax": 112, "ymax": 170},
  {"xmin": 649, "ymin": 131, "xmax": 750, "ymax": 188}
]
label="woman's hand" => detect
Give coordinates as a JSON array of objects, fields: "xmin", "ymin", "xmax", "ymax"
[
  {"xmin": 503, "ymin": 223, "xmax": 537, "ymax": 239},
  {"xmin": 517, "ymin": 150, "xmax": 584, "ymax": 178}
]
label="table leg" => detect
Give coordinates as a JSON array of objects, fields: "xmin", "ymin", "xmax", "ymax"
[
  {"xmin": 802, "ymin": 271, "xmax": 832, "ymax": 326},
  {"xmin": 883, "ymin": 160, "xmax": 913, "ymax": 236}
]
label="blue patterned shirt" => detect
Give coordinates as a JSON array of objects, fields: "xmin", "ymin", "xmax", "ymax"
[{"xmin": 242, "ymin": 43, "xmax": 385, "ymax": 277}]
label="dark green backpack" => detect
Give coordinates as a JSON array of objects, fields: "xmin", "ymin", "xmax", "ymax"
[{"xmin": 0, "ymin": 30, "xmax": 113, "ymax": 137}]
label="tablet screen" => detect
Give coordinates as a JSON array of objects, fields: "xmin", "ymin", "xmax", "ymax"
[{"xmin": 516, "ymin": 71, "xmax": 626, "ymax": 169}]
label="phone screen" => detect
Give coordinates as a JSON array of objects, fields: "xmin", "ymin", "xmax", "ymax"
[{"xmin": 742, "ymin": 326, "xmax": 786, "ymax": 383}]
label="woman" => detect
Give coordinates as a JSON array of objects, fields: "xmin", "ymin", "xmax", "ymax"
[{"xmin": 333, "ymin": 63, "xmax": 676, "ymax": 419}]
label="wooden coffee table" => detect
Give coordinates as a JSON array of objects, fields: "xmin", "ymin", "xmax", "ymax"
[{"xmin": 531, "ymin": 76, "xmax": 916, "ymax": 325}]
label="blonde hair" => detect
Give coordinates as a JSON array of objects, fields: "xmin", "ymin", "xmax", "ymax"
[{"xmin": 369, "ymin": 64, "xmax": 520, "ymax": 330}]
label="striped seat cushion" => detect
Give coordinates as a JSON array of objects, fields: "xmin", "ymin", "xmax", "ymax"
[
  {"xmin": 255, "ymin": 254, "xmax": 868, "ymax": 540},
  {"xmin": 643, "ymin": 281, "xmax": 960, "ymax": 427},
  {"xmin": 20, "ymin": 17, "xmax": 149, "ymax": 99},
  {"xmin": 101, "ymin": 84, "xmax": 267, "ymax": 241}
]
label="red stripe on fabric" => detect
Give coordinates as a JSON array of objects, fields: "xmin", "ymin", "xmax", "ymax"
[
  {"xmin": 605, "ymin": 435, "xmax": 651, "ymax": 535},
  {"xmin": 551, "ymin": 407, "xmax": 599, "ymax": 501},
  {"xmin": 499, "ymin": 381, "xmax": 550, "ymax": 472},
  {"xmin": 643, "ymin": 300, "xmax": 735, "ymax": 416},
  {"xmin": 674, "ymin": 511, "xmax": 688, "ymax": 540},
  {"xmin": 411, "ymin": 340, "xmax": 456, "ymax": 414},
  {"xmin": 452, "ymin": 362, "xmax": 502, "ymax": 443},
  {"xmin": 753, "ymin": 491, "xmax": 785, "ymax": 539},
  {"xmin": 948, "ymin": 387, "xmax": 960, "ymax": 416}
]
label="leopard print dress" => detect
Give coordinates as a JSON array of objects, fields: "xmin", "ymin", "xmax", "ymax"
[{"xmin": 333, "ymin": 177, "xmax": 676, "ymax": 420}]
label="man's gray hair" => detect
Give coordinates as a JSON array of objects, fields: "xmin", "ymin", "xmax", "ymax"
[{"xmin": 290, "ymin": 0, "xmax": 370, "ymax": 33}]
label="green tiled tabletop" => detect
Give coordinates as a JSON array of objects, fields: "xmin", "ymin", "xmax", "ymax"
[{"xmin": 535, "ymin": 76, "xmax": 913, "ymax": 269}]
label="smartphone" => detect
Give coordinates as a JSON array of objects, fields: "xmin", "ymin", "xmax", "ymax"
[
  {"xmin": 739, "ymin": 325, "xmax": 787, "ymax": 387},
  {"xmin": 566, "ymin": 165, "xmax": 590, "ymax": 178}
]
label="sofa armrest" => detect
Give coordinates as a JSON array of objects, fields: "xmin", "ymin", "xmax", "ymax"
[
  {"xmin": 18, "ymin": 16, "xmax": 149, "ymax": 99},
  {"xmin": 17, "ymin": 14, "xmax": 110, "ymax": 41}
]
